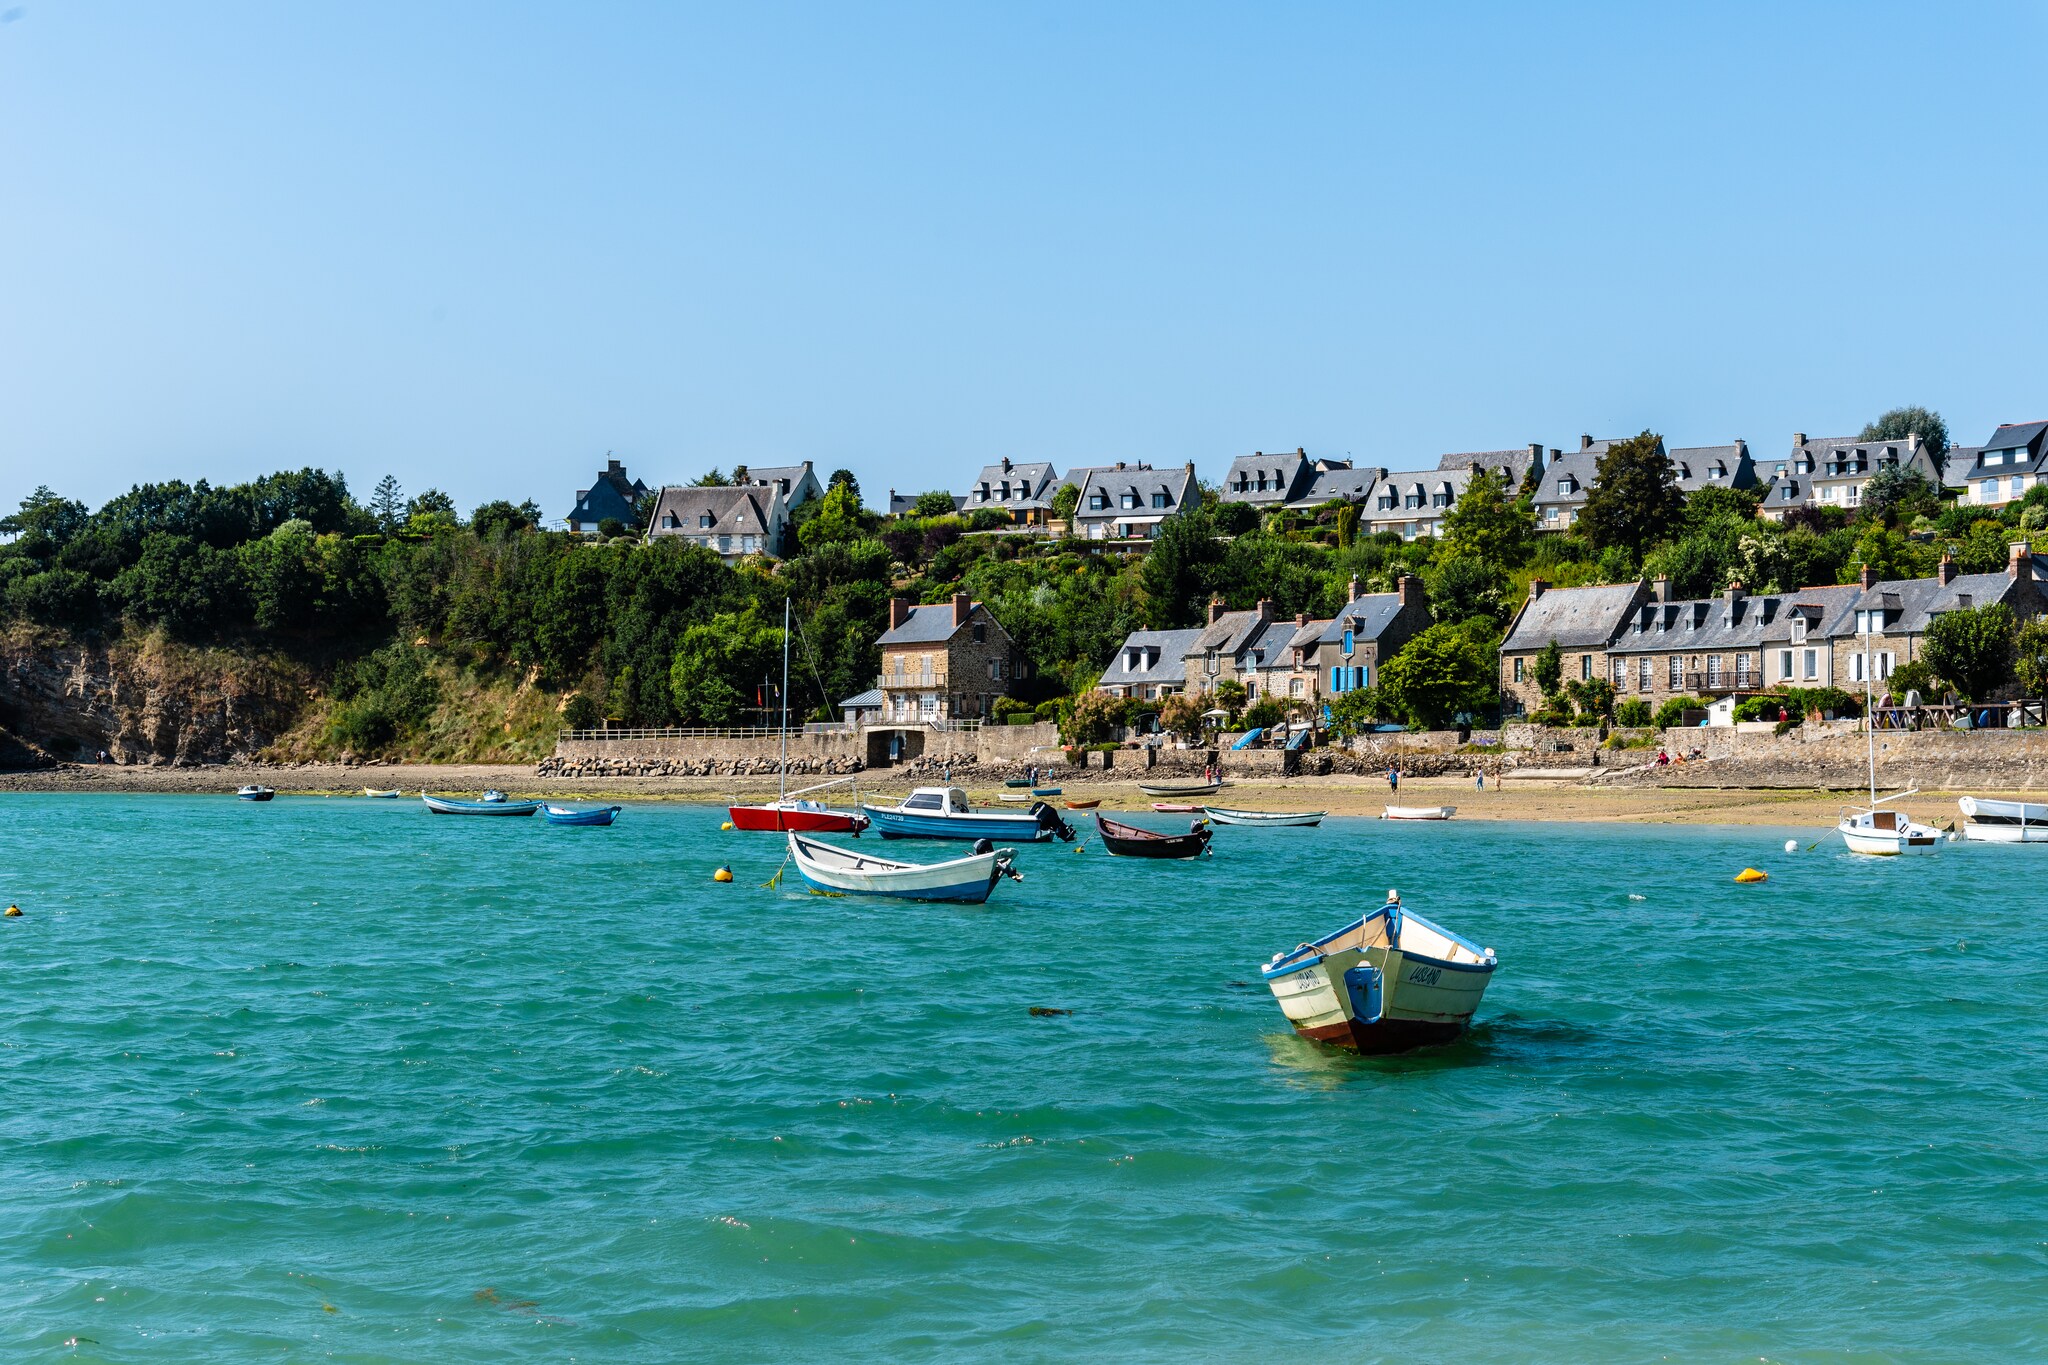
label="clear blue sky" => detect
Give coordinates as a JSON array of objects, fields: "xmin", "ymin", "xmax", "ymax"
[{"xmin": 4, "ymin": 2, "xmax": 2044, "ymax": 518}]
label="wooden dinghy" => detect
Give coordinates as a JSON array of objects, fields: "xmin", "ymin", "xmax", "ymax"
[
  {"xmin": 361, "ymin": 787, "xmax": 401, "ymax": 799},
  {"xmin": 1064, "ymin": 798, "xmax": 1102, "ymax": 810},
  {"xmin": 422, "ymin": 791, "xmax": 542, "ymax": 817},
  {"xmin": 1384, "ymin": 805, "xmax": 1456, "ymax": 821},
  {"xmin": 1202, "ymin": 806, "xmax": 1323, "ymax": 827},
  {"xmin": 1137, "ymin": 780, "xmax": 1221, "ymax": 799},
  {"xmin": 786, "ymin": 831, "xmax": 1020, "ymax": 903},
  {"xmin": 1094, "ymin": 813, "xmax": 1212, "ymax": 859},
  {"xmin": 542, "ymin": 803, "xmax": 621, "ymax": 826},
  {"xmin": 1261, "ymin": 890, "xmax": 1498, "ymax": 1054},
  {"xmin": 1151, "ymin": 802, "xmax": 1204, "ymax": 813}
]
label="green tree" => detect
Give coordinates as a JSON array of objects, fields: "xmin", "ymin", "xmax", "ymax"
[
  {"xmin": 690, "ymin": 469, "xmax": 730, "ymax": 487},
  {"xmin": 112, "ymin": 533, "xmax": 246, "ymax": 636},
  {"xmin": 1050, "ymin": 482, "xmax": 1080, "ymax": 523},
  {"xmin": 2014, "ymin": 617, "xmax": 2048, "ymax": 698},
  {"xmin": 1424, "ymin": 553, "xmax": 1506, "ymax": 627},
  {"xmin": 1376, "ymin": 622, "xmax": 1496, "ymax": 728},
  {"xmin": 911, "ymin": 491, "xmax": 956, "ymax": 518},
  {"xmin": 471, "ymin": 500, "xmax": 539, "ymax": 541},
  {"xmin": 828, "ymin": 468, "xmax": 860, "ymax": 499},
  {"xmin": 1923, "ymin": 602, "xmax": 2016, "ymax": 700},
  {"xmin": 1533, "ymin": 639, "xmax": 1564, "ymax": 704},
  {"xmin": 1213, "ymin": 677, "xmax": 1248, "ymax": 720},
  {"xmin": 1859, "ymin": 465, "xmax": 1936, "ymax": 524},
  {"xmin": 668, "ymin": 607, "xmax": 785, "ymax": 725},
  {"xmin": 0, "ymin": 486, "xmax": 90, "ymax": 549},
  {"xmin": 1859, "ymin": 405, "xmax": 1948, "ymax": 456},
  {"xmin": 369, "ymin": 475, "xmax": 405, "ymax": 533},
  {"xmin": 1439, "ymin": 468, "xmax": 1534, "ymax": 570},
  {"xmin": 797, "ymin": 483, "xmax": 870, "ymax": 551},
  {"xmin": 1137, "ymin": 506, "xmax": 1225, "ymax": 628},
  {"xmin": 1578, "ymin": 432, "xmax": 1682, "ymax": 559}
]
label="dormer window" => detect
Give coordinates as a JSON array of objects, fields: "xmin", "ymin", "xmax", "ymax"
[
  {"xmin": 1558, "ymin": 476, "xmax": 1578, "ymax": 495},
  {"xmin": 698, "ymin": 513, "xmax": 714, "ymax": 528},
  {"xmin": 978, "ymin": 484, "xmax": 989, "ymax": 500},
  {"xmin": 1089, "ymin": 492, "xmax": 1108, "ymax": 510},
  {"xmin": 662, "ymin": 513, "xmax": 678, "ymax": 528},
  {"xmin": 1121, "ymin": 492, "xmax": 1137, "ymax": 510},
  {"xmin": 1152, "ymin": 491, "xmax": 1170, "ymax": 508},
  {"xmin": 1791, "ymin": 616, "xmax": 1807, "ymax": 643}
]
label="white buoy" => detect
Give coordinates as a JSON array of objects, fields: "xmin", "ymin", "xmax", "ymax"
[{"xmin": 1784, "ymin": 839, "xmax": 1798, "ymax": 853}]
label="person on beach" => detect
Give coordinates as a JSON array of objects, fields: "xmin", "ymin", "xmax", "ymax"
[
  {"xmin": 1475, "ymin": 770, "xmax": 1484, "ymax": 791},
  {"xmin": 1387, "ymin": 766, "xmax": 1399, "ymax": 793}
]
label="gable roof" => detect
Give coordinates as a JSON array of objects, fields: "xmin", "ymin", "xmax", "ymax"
[
  {"xmin": 740, "ymin": 463, "xmax": 821, "ymax": 503},
  {"xmin": 1317, "ymin": 591, "xmax": 1407, "ymax": 645},
  {"xmin": 1098, "ymin": 628, "xmax": 1204, "ymax": 687},
  {"xmin": 1367, "ymin": 467, "xmax": 1470, "ymax": 515},
  {"xmin": 1823, "ymin": 566, "xmax": 2048, "ymax": 638},
  {"xmin": 1533, "ymin": 448, "xmax": 1604, "ymax": 508},
  {"xmin": 1239, "ymin": 618, "xmax": 1298, "ymax": 670},
  {"xmin": 1666, "ymin": 442, "xmax": 1757, "ymax": 494},
  {"xmin": 1980, "ymin": 421, "xmax": 2048, "ymax": 456},
  {"xmin": 966, "ymin": 460, "xmax": 1058, "ymax": 510},
  {"xmin": 1220, "ymin": 450, "xmax": 1315, "ymax": 504},
  {"xmin": 879, "ymin": 601, "xmax": 992, "ymax": 646},
  {"xmin": 1436, "ymin": 445, "xmax": 1545, "ymax": 488},
  {"xmin": 567, "ymin": 459, "xmax": 649, "ymax": 526},
  {"xmin": 1609, "ymin": 584, "xmax": 1863, "ymax": 655},
  {"xmin": 1500, "ymin": 581, "xmax": 1646, "ymax": 652},
  {"xmin": 1287, "ymin": 465, "xmax": 1386, "ymax": 507},
  {"xmin": 1190, "ymin": 608, "xmax": 1270, "ymax": 657},
  {"xmin": 646, "ymin": 485, "xmax": 783, "ymax": 539},
  {"xmin": 1075, "ymin": 464, "xmax": 1196, "ymax": 522}
]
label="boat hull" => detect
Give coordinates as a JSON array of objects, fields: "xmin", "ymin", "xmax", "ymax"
[
  {"xmin": 727, "ymin": 803, "xmax": 866, "ymax": 834},
  {"xmin": 1138, "ymin": 782, "xmax": 1220, "ymax": 798},
  {"xmin": 787, "ymin": 833, "xmax": 1010, "ymax": 903},
  {"xmin": 543, "ymin": 805, "xmax": 620, "ymax": 826},
  {"xmin": 236, "ymin": 788, "xmax": 275, "ymax": 802},
  {"xmin": 863, "ymin": 804, "xmax": 1064, "ymax": 842},
  {"xmin": 1385, "ymin": 805, "xmax": 1455, "ymax": 820},
  {"xmin": 422, "ymin": 794, "xmax": 541, "ymax": 816},
  {"xmin": 1262, "ymin": 911, "xmax": 1497, "ymax": 1056},
  {"xmin": 1095, "ymin": 814, "xmax": 1211, "ymax": 859},
  {"xmin": 1203, "ymin": 807, "xmax": 1323, "ymax": 827},
  {"xmin": 1958, "ymin": 796, "xmax": 2048, "ymax": 842},
  {"xmin": 1837, "ymin": 811, "xmax": 1939, "ymax": 855}
]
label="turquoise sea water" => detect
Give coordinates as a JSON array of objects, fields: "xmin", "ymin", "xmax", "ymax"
[{"xmin": 2, "ymin": 794, "xmax": 2046, "ymax": 1362}]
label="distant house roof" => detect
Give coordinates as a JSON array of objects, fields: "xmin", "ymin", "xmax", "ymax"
[
  {"xmin": 1968, "ymin": 422, "xmax": 2048, "ymax": 477},
  {"xmin": 1823, "ymin": 564, "xmax": 2048, "ymax": 638},
  {"xmin": 1980, "ymin": 420, "xmax": 2048, "ymax": 456},
  {"xmin": 1220, "ymin": 450, "xmax": 1317, "ymax": 505},
  {"xmin": 739, "ymin": 462, "xmax": 822, "ymax": 507},
  {"xmin": 1666, "ymin": 441, "xmax": 1757, "ymax": 494},
  {"xmin": 1317, "ymin": 592, "xmax": 1406, "ymax": 646},
  {"xmin": 1240, "ymin": 619, "xmax": 1298, "ymax": 671},
  {"xmin": 1075, "ymin": 463, "xmax": 1196, "ymax": 524},
  {"xmin": 1287, "ymin": 465, "xmax": 1386, "ymax": 508},
  {"xmin": 1609, "ymin": 584, "xmax": 1862, "ymax": 655},
  {"xmin": 646, "ymin": 485, "xmax": 782, "ymax": 540},
  {"xmin": 566, "ymin": 459, "xmax": 650, "ymax": 527},
  {"xmin": 966, "ymin": 459, "xmax": 1058, "ymax": 512},
  {"xmin": 1501, "ymin": 581, "xmax": 1647, "ymax": 652},
  {"xmin": 1532, "ymin": 437, "xmax": 1642, "ymax": 511},
  {"xmin": 840, "ymin": 687, "xmax": 884, "ymax": 710},
  {"xmin": 1436, "ymin": 445, "xmax": 1546, "ymax": 489},
  {"xmin": 1287, "ymin": 617, "xmax": 1333, "ymax": 653},
  {"xmin": 1190, "ymin": 608, "xmax": 1270, "ymax": 658},
  {"xmin": 887, "ymin": 489, "xmax": 965, "ymax": 516},
  {"xmin": 879, "ymin": 601, "xmax": 988, "ymax": 646},
  {"xmin": 1366, "ymin": 468, "xmax": 1470, "ymax": 515},
  {"xmin": 1098, "ymin": 628, "xmax": 1204, "ymax": 688}
]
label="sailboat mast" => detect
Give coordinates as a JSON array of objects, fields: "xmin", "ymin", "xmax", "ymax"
[
  {"xmin": 1863, "ymin": 615, "xmax": 1876, "ymax": 807},
  {"xmin": 779, "ymin": 597, "xmax": 791, "ymax": 803}
]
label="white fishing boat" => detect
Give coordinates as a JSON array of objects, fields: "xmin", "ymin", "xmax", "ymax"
[
  {"xmin": 1384, "ymin": 805, "xmax": 1456, "ymax": 821},
  {"xmin": 1202, "ymin": 806, "xmax": 1324, "ymax": 827},
  {"xmin": 1957, "ymin": 796, "xmax": 2048, "ymax": 843},
  {"xmin": 1835, "ymin": 622, "xmax": 1940, "ymax": 856},
  {"xmin": 785, "ymin": 831, "xmax": 1021, "ymax": 903},
  {"xmin": 1261, "ymin": 890, "xmax": 1497, "ymax": 1053}
]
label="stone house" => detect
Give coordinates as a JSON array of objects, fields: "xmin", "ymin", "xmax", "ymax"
[
  {"xmin": 1497, "ymin": 579, "xmax": 1650, "ymax": 714},
  {"xmin": 1959, "ymin": 422, "xmax": 2048, "ymax": 509},
  {"xmin": 1531, "ymin": 436, "xmax": 1630, "ymax": 532},
  {"xmin": 1824, "ymin": 546, "xmax": 2048, "ymax": 690},
  {"xmin": 1363, "ymin": 469, "xmax": 1470, "ymax": 540},
  {"xmin": 1179, "ymin": 599, "xmax": 1277, "ymax": 700},
  {"xmin": 1249, "ymin": 612, "xmax": 1335, "ymax": 706},
  {"xmin": 963, "ymin": 458, "xmax": 1059, "ymax": 525},
  {"xmin": 643, "ymin": 484, "xmax": 789, "ymax": 562},
  {"xmin": 1757, "ymin": 433, "xmax": 1944, "ymax": 521},
  {"xmin": 1601, "ymin": 580, "xmax": 1859, "ymax": 706},
  {"xmin": 877, "ymin": 594, "xmax": 1024, "ymax": 724},
  {"xmin": 1074, "ymin": 462, "xmax": 1198, "ymax": 541},
  {"xmin": 564, "ymin": 458, "xmax": 650, "ymax": 533},
  {"xmin": 1311, "ymin": 576, "xmax": 1431, "ymax": 698},
  {"xmin": 1097, "ymin": 627, "xmax": 1204, "ymax": 700}
]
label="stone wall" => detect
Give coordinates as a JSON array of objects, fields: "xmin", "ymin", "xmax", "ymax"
[
  {"xmin": 1609, "ymin": 723, "xmax": 2048, "ymax": 790},
  {"xmin": 976, "ymin": 721, "xmax": 1062, "ymax": 762}
]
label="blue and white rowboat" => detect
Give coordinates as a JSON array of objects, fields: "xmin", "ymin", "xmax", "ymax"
[
  {"xmin": 422, "ymin": 792, "xmax": 542, "ymax": 816},
  {"xmin": 861, "ymin": 786, "xmax": 1073, "ymax": 842},
  {"xmin": 542, "ymin": 803, "xmax": 621, "ymax": 826},
  {"xmin": 786, "ymin": 831, "xmax": 1021, "ymax": 903},
  {"xmin": 1261, "ymin": 891, "xmax": 1497, "ymax": 1054}
]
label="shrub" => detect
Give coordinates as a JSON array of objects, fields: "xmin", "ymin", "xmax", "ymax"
[
  {"xmin": 560, "ymin": 693, "xmax": 604, "ymax": 730},
  {"xmin": 1243, "ymin": 697, "xmax": 1288, "ymax": 731},
  {"xmin": 1652, "ymin": 695, "xmax": 1709, "ymax": 728},
  {"xmin": 1614, "ymin": 698, "xmax": 1652, "ymax": 727}
]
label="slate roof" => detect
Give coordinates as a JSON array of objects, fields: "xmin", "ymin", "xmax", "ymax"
[
  {"xmin": 1098, "ymin": 628, "xmax": 1204, "ymax": 688},
  {"xmin": 1436, "ymin": 446, "xmax": 1544, "ymax": 489},
  {"xmin": 1666, "ymin": 442, "xmax": 1757, "ymax": 494},
  {"xmin": 1966, "ymin": 422, "xmax": 2048, "ymax": 477},
  {"xmin": 1980, "ymin": 421, "xmax": 2048, "ymax": 456},
  {"xmin": 1240, "ymin": 619, "xmax": 1299, "ymax": 671},
  {"xmin": 1942, "ymin": 447, "xmax": 1980, "ymax": 484},
  {"xmin": 1608, "ymin": 586, "xmax": 1856, "ymax": 655},
  {"xmin": 1316, "ymin": 592, "xmax": 1406, "ymax": 645},
  {"xmin": 566, "ymin": 460, "xmax": 650, "ymax": 527},
  {"xmin": 740, "ymin": 463, "xmax": 821, "ymax": 505},
  {"xmin": 965, "ymin": 459, "xmax": 1057, "ymax": 511},
  {"xmin": 1533, "ymin": 447, "xmax": 1607, "ymax": 510},
  {"xmin": 1823, "ymin": 567, "xmax": 2048, "ymax": 638},
  {"xmin": 1220, "ymin": 450, "xmax": 1315, "ymax": 505},
  {"xmin": 839, "ymin": 687, "xmax": 884, "ymax": 709},
  {"xmin": 1287, "ymin": 618, "xmax": 1334, "ymax": 653},
  {"xmin": 1191, "ymin": 608, "xmax": 1271, "ymax": 658},
  {"xmin": 1500, "ymin": 581, "xmax": 1646, "ymax": 652},
  {"xmin": 879, "ymin": 602, "xmax": 983, "ymax": 646},
  {"xmin": 1075, "ymin": 464, "xmax": 1195, "ymax": 524},
  {"xmin": 646, "ymin": 485, "xmax": 781, "ymax": 540},
  {"xmin": 1367, "ymin": 468, "xmax": 1470, "ymax": 515},
  {"xmin": 1287, "ymin": 465, "xmax": 1385, "ymax": 507}
]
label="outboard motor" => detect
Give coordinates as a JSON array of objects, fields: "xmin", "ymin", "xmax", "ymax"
[
  {"xmin": 1033, "ymin": 802, "xmax": 1076, "ymax": 842},
  {"xmin": 972, "ymin": 837, "xmax": 994, "ymax": 855}
]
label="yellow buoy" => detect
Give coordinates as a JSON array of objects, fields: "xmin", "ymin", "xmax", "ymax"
[
  {"xmin": 721, "ymin": 821, "xmax": 735, "ymax": 831},
  {"xmin": 4, "ymin": 904, "xmax": 19, "ymax": 917},
  {"xmin": 713, "ymin": 866, "xmax": 734, "ymax": 883},
  {"xmin": 1734, "ymin": 867, "xmax": 1768, "ymax": 883}
]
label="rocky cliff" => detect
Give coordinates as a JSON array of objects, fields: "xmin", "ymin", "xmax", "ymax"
[{"xmin": 0, "ymin": 626, "xmax": 312, "ymax": 766}]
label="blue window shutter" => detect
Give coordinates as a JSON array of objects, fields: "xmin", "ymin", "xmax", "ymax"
[{"xmin": 1331, "ymin": 666, "xmax": 1340, "ymax": 692}]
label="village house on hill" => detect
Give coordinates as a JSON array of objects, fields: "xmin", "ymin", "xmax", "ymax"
[
  {"xmin": 877, "ymin": 594, "xmax": 1024, "ymax": 724},
  {"xmin": 1435, "ymin": 443, "xmax": 1549, "ymax": 493},
  {"xmin": 1530, "ymin": 436, "xmax": 1629, "ymax": 532},
  {"xmin": 1312, "ymin": 576, "xmax": 1430, "ymax": 697},
  {"xmin": 1823, "ymin": 545, "xmax": 2048, "ymax": 689},
  {"xmin": 964, "ymin": 457, "xmax": 1059, "ymax": 526},
  {"xmin": 1599, "ymin": 580, "xmax": 1862, "ymax": 704},
  {"xmin": 643, "ymin": 484, "xmax": 788, "ymax": 562},
  {"xmin": 1497, "ymin": 579, "xmax": 1649, "ymax": 713},
  {"xmin": 1757, "ymin": 433, "xmax": 1943, "ymax": 521},
  {"xmin": 564, "ymin": 458, "xmax": 650, "ymax": 533},
  {"xmin": 1365, "ymin": 468, "xmax": 1470, "ymax": 540},
  {"xmin": 1074, "ymin": 462, "xmax": 1197, "ymax": 541},
  {"xmin": 737, "ymin": 462, "xmax": 824, "ymax": 511},
  {"xmin": 1958, "ymin": 421, "xmax": 2048, "ymax": 509}
]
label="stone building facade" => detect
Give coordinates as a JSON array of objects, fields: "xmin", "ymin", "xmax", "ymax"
[{"xmin": 877, "ymin": 594, "xmax": 1025, "ymax": 723}]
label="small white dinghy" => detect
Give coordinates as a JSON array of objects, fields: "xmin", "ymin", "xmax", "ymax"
[
  {"xmin": 1261, "ymin": 890, "xmax": 1497, "ymax": 1053},
  {"xmin": 786, "ymin": 831, "xmax": 1021, "ymax": 903},
  {"xmin": 1202, "ymin": 806, "xmax": 1324, "ymax": 827},
  {"xmin": 1837, "ymin": 798, "xmax": 1941, "ymax": 855},
  {"xmin": 1958, "ymin": 796, "xmax": 2048, "ymax": 843},
  {"xmin": 1384, "ymin": 805, "xmax": 1456, "ymax": 821}
]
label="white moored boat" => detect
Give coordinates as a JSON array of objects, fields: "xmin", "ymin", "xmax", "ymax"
[
  {"xmin": 785, "ymin": 831, "xmax": 1021, "ymax": 903},
  {"xmin": 1201, "ymin": 806, "xmax": 1324, "ymax": 827},
  {"xmin": 1838, "ymin": 804, "xmax": 1941, "ymax": 855},
  {"xmin": 1261, "ymin": 891, "xmax": 1497, "ymax": 1053},
  {"xmin": 1957, "ymin": 796, "xmax": 2048, "ymax": 843},
  {"xmin": 1384, "ymin": 805, "xmax": 1456, "ymax": 821}
]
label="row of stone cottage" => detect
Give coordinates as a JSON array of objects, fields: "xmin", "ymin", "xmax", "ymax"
[{"xmin": 1496, "ymin": 542, "xmax": 2048, "ymax": 714}]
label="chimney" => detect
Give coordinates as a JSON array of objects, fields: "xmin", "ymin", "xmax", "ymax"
[
  {"xmin": 1347, "ymin": 575, "xmax": 1361, "ymax": 603},
  {"xmin": 1938, "ymin": 551, "xmax": 1957, "ymax": 586},
  {"xmin": 607, "ymin": 458, "xmax": 622, "ymax": 474},
  {"xmin": 2011, "ymin": 542, "xmax": 2033, "ymax": 583},
  {"xmin": 1581, "ymin": 434, "xmax": 1595, "ymax": 450},
  {"xmin": 1907, "ymin": 432, "xmax": 1920, "ymax": 451},
  {"xmin": 1793, "ymin": 432, "xmax": 1806, "ymax": 448},
  {"xmin": 1653, "ymin": 574, "xmax": 1670, "ymax": 603},
  {"xmin": 1733, "ymin": 439, "xmax": 1747, "ymax": 458},
  {"xmin": 1527, "ymin": 442, "xmax": 1544, "ymax": 463},
  {"xmin": 1296, "ymin": 447, "xmax": 1306, "ymax": 457},
  {"xmin": 1859, "ymin": 563, "xmax": 1878, "ymax": 590},
  {"xmin": 1000, "ymin": 457, "xmax": 1012, "ymax": 473},
  {"xmin": 1528, "ymin": 579, "xmax": 1550, "ymax": 600},
  {"xmin": 1396, "ymin": 574, "xmax": 1421, "ymax": 609},
  {"xmin": 952, "ymin": 592, "xmax": 972, "ymax": 627},
  {"xmin": 1115, "ymin": 461, "xmax": 1127, "ymax": 471},
  {"xmin": 889, "ymin": 597, "xmax": 910, "ymax": 630},
  {"xmin": 1254, "ymin": 598, "xmax": 1273, "ymax": 624},
  {"xmin": 1295, "ymin": 611, "xmax": 1307, "ymax": 628},
  {"xmin": 1207, "ymin": 595, "xmax": 1225, "ymax": 626}
]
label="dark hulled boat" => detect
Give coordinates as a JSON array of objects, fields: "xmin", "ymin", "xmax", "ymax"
[{"xmin": 1094, "ymin": 813, "xmax": 1212, "ymax": 859}]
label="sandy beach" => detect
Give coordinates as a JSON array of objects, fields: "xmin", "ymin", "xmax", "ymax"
[{"xmin": 0, "ymin": 761, "xmax": 1983, "ymax": 831}]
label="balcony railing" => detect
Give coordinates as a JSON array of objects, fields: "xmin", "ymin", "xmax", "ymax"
[
  {"xmin": 1685, "ymin": 670, "xmax": 1761, "ymax": 695},
  {"xmin": 880, "ymin": 671, "xmax": 949, "ymax": 689}
]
